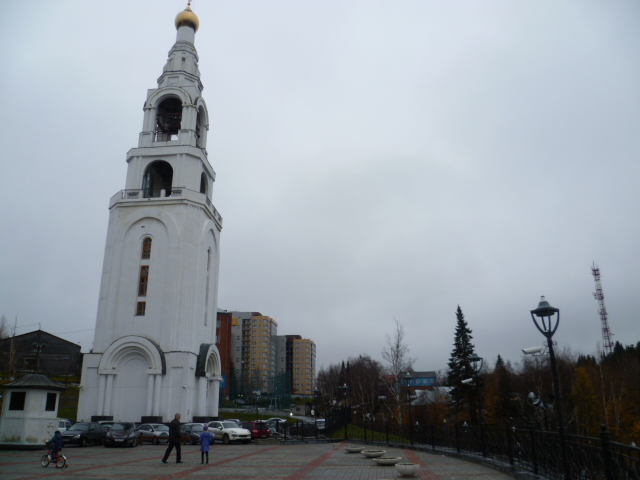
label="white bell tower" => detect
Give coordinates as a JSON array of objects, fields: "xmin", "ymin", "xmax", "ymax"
[{"xmin": 78, "ymin": 3, "xmax": 223, "ymax": 423}]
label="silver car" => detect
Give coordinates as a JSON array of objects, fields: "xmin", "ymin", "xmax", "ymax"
[
  {"xmin": 207, "ymin": 421, "xmax": 251, "ymax": 444},
  {"xmin": 136, "ymin": 423, "xmax": 170, "ymax": 445}
]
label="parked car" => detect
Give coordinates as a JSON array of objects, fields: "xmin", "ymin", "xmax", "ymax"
[
  {"xmin": 223, "ymin": 419, "xmax": 241, "ymax": 424},
  {"xmin": 207, "ymin": 420, "xmax": 251, "ymax": 444},
  {"xmin": 181, "ymin": 423, "xmax": 205, "ymax": 445},
  {"xmin": 61, "ymin": 422, "xmax": 106, "ymax": 447},
  {"xmin": 104, "ymin": 422, "xmax": 139, "ymax": 447},
  {"xmin": 136, "ymin": 423, "xmax": 170, "ymax": 445},
  {"xmin": 57, "ymin": 419, "xmax": 73, "ymax": 432},
  {"xmin": 98, "ymin": 420, "xmax": 114, "ymax": 432},
  {"xmin": 265, "ymin": 417, "xmax": 287, "ymax": 424},
  {"xmin": 241, "ymin": 421, "xmax": 271, "ymax": 440}
]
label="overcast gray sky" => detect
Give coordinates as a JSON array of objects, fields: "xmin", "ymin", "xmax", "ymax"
[{"xmin": 1, "ymin": 0, "xmax": 639, "ymax": 374}]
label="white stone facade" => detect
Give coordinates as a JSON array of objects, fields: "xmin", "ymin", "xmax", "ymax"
[{"xmin": 77, "ymin": 8, "xmax": 222, "ymax": 423}]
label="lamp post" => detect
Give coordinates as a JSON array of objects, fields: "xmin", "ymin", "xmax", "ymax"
[
  {"xmin": 340, "ymin": 383, "xmax": 349, "ymax": 439},
  {"xmin": 530, "ymin": 296, "xmax": 570, "ymax": 480},
  {"xmin": 314, "ymin": 389, "xmax": 321, "ymax": 436},
  {"xmin": 469, "ymin": 354, "xmax": 483, "ymax": 425},
  {"xmin": 469, "ymin": 353, "xmax": 487, "ymax": 457},
  {"xmin": 404, "ymin": 372, "xmax": 413, "ymax": 445}
]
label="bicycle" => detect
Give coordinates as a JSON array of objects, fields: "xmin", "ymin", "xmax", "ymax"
[{"xmin": 41, "ymin": 448, "xmax": 67, "ymax": 468}]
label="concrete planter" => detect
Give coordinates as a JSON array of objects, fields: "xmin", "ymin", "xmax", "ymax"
[
  {"xmin": 395, "ymin": 463, "xmax": 420, "ymax": 476},
  {"xmin": 361, "ymin": 449, "xmax": 386, "ymax": 458},
  {"xmin": 373, "ymin": 456, "xmax": 402, "ymax": 466},
  {"xmin": 344, "ymin": 445, "xmax": 365, "ymax": 453}
]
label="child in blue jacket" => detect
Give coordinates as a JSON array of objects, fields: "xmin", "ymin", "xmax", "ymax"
[
  {"xmin": 200, "ymin": 425, "xmax": 213, "ymax": 464},
  {"xmin": 47, "ymin": 430, "xmax": 64, "ymax": 467}
]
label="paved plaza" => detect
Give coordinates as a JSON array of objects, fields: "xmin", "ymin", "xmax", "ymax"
[{"xmin": 0, "ymin": 441, "xmax": 517, "ymax": 480}]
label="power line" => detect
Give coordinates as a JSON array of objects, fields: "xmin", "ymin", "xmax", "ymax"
[{"xmin": 53, "ymin": 328, "xmax": 95, "ymax": 335}]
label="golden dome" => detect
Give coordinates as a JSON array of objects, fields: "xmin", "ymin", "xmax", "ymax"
[{"xmin": 175, "ymin": 5, "xmax": 199, "ymax": 32}]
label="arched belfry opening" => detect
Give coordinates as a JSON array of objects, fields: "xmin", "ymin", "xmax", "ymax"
[
  {"xmin": 196, "ymin": 106, "xmax": 206, "ymax": 148},
  {"xmin": 155, "ymin": 97, "xmax": 182, "ymax": 141},
  {"xmin": 142, "ymin": 161, "xmax": 173, "ymax": 198}
]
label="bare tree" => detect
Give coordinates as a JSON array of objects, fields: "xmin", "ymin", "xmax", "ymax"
[
  {"xmin": 380, "ymin": 319, "xmax": 414, "ymax": 423},
  {"xmin": 0, "ymin": 314, "xmax": 18, "ymax": 379},
  {"xmin": 381, "ymin": 319, "xmax": 414, "ymax": 376},
  {"xmin": 0, "ymin": 314, "xmax": 8, "ymax": 339}
]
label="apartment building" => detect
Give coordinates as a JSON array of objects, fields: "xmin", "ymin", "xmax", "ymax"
[
  {"xmin": 229, "ymin": 311, "xmax": 278, "ymax": 393},
  {"xmin": 276, "ymin": 335, "xmax": 316, "ymax": 396}
]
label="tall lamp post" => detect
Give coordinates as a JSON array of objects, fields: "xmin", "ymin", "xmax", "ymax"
[
  {"xmin": 469, "ymin": 354, "xmax": 483, "ymax": 425},
  {"xmin": 404, "ymin": 372, "xmax": 413, "ymax": 445},
  {"xmin": 314, "ymin": 389, "xmax": 321, "ymax": 436},
  {"xmin": 469, "ymin": 353, "xmax": 486, "ymax": 457},
  {"xmin": 530, "ymin": 296, "xmax": 570, "ymax": 480},
  {"xmin": 340, "ymin": 383, "xmax": 349, "ymax": 439}
]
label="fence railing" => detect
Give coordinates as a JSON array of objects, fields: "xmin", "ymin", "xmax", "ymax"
[
  {"xmin": 117, "ymin": 187, "xmax": 223, "ymax": 225},
  {"xmin": 323, "ymin": 411, "xmax": 640, "ymax": 480}
]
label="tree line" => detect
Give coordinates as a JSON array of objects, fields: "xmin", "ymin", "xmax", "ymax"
[{"xmin": 316, "ymin": 308, "xmax": 640, "ymax": 445}]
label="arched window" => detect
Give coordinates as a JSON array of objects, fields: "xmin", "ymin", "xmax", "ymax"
[
  {"xmin": 142, "ymin": 238, "xmax": 152, "ymax": 259},
  {"xmin": 200, "ymin": 172, "xmax": 207, "ymax": 195},
  {"xmin": 204, "ymin": 247, "xmax": 212, "ymax": 325},
  {"xmin": 136, "ymin": 237, "xmax": 152, "ymax": 316},
  {"xmin": 142, "ymin": 161, "xmax": 173, "ymax": 198},
  {"xmin": 155, "ymin": 97, "xmax": 182, "ymax": 141}
]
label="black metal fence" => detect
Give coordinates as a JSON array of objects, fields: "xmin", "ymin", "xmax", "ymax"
[{"xmin": 323, "ymin": 412, "xmax": 640, "ymax": 480}]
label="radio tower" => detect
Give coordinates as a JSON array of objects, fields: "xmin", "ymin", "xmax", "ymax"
[{"xmin": 591, "ymin": 262, "xmax": 614, "ymax": 357}]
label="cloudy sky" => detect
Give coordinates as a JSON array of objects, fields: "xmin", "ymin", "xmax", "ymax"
[{"xmin": 1, "ymin": 1, "xmax": 639, "ymax": 375}]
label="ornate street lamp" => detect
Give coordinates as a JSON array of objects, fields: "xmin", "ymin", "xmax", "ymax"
[
  {"xmin": 469, "ymin": 354, "xmax": 483, "ymax": 425},
  {"xmin": 314, "ymin": 389, "xmax": 321, "ymax": 436},
  {"xmin": 404, "ymin": 372, "xmax": 413, "ymax": 445},
  {"xmin": 340, "ymin": 383, "xmax": 349, "ymax": 439},
  {"xmin": 531, "ymin": 296, "xmax": 570, "ymax": 480},
  {"xmin": 469, "ymin": 353, "xmax": 487, "ymax": 456}
]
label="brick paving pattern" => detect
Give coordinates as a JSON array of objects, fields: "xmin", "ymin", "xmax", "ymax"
[{"xmin": 0, "ymin": 442, "xmax": 515, "ymax": 480}]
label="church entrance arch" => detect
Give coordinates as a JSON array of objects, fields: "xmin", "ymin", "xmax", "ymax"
[
  {"xmin": 98, "ymin": 337, "xmax": 165, "ymax": 421},
  {"xmin": 112, "ymin": 355, "xmax": 147, "ymax": 421}
]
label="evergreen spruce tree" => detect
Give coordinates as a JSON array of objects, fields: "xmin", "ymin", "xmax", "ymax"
[{"xmin": 447, "ymin": 306, "xmax": 479, "ymax": 422}]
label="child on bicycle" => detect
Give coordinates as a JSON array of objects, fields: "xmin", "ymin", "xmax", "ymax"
[{"xmin": 47, "ymin": 430, "xmax": 64, "ymax": 468}]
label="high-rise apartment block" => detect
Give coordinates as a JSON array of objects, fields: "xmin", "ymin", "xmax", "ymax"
[
  {"xmin": 218, "ymin": 312, "xmax": 317, "ymax": 398},
  {"xmin": 229, "ymin": 312, "xmax": 278, "ymax": 393},
  {"xmin": 276, "ymin": 335, "xmax": 316, "ymax": 396}
]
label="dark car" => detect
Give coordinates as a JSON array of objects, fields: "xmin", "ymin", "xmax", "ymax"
[
  {"xmin": 241, "ymin": 421, "xmax": 271, "ymax": 440},
  {"xmin": 61, "ymin": 422, "xmax": 106, "ymax": 447},
  {"xmin": 104, "ymin": 422, "xmax": 139, "ymax": 448},
  {"xmin": 181, "ymin": 423, "xmax": 205, "ymax": 445}
]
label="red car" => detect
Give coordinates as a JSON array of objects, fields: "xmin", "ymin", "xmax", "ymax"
[{"xmin": 241, "ymin": 421, "xmax": 271, "ymax": 440}]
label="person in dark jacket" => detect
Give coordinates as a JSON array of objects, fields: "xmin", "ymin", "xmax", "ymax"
[
  {"xmin": 161, "ymin": 413, "xmax": 182, "ymax": 464},
  {"xmin": 47, "ymin": 430, "xmax": 64, "ymax": 467}
]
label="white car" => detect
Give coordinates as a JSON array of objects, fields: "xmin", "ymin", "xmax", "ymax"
[
  {"xmin": 57, "ymin": 419, "xmax": 73, "ymax": 432},
  {"xmin": 207, "ymin": 420, "xmax": 251, "ymax": 444}
]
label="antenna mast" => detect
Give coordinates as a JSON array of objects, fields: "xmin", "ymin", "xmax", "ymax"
[{"xmin": 592, "ymin": 262, "xmax": 614, "ymax": 357}]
